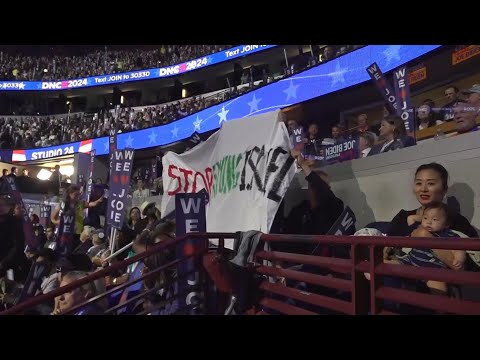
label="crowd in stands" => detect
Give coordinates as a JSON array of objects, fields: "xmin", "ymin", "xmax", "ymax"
[
  {"xmin": 0, "ymin": 44, "xmax": 368, "ymax": 150},
  {"xmin": 286, "ymin": 82, "xmax": 480, "ymax": 164},
  {"xmin": 0, "ymin": 78, "xmax": 276, "ymax": 150},
  {"xmin": 0, "ymin": 183, "xmax": 178, "ymax": 314},
  {"xmin": 0, "ymin": 45, "xmax": 231, "ymax": 81}
]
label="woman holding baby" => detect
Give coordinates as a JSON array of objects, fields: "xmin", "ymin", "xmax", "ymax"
[{"xmin": 386, "ymin": 163, "xmax": 478, "ymax": 295}]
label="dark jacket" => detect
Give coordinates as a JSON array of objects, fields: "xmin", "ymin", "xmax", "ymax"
[
  {"xmin": 0, "ymin": 215, "xmax": 29, "ymax": 281},
  {"xmin": 282, "ymin": 171, "xmax": 344, "ymax": 254},
  {"xmin": 367, "ymin": 138, "xmax": 403, "ymax": 157}
]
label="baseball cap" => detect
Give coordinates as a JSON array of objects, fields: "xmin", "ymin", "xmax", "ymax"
[
  {"xmin": 462, "ymin": 84, "xmax": 480, "ymax": 94},
  {"xmin": 92, "ymin": 229, "xmax": 105, "ymax": 239}
]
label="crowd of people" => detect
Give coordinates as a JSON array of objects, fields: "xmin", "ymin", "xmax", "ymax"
[
  {"xmin": 0, "ymin": 45, "xmax": 232, "ymax": 81},
  {"xmin": 0, "ymin": 45, "xmax": 479, "ymax": 315},
  {"xmin": 0, "ymin": 44, "xmax": 367, "ymax": 150},
  {"xmin": 1, "ymin": 134, "xmax": 479, "ymax": 315},
  {"xmin": 0, "ymin": 82, "xmax": 266, "ymax": 150},
  {"xmin": 285, "ymin": 82, "xmax": 480, "ymax": 164},
  {"xmin": 0, "ymin": 174, "xmax": 178, "ymax": 315}
]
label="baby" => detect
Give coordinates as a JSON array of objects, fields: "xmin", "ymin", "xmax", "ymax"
[{"xmin": 388, "ymin": 202, "xmax": 466, "ymax": 294}]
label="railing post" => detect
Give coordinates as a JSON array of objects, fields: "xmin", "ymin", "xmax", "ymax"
[
  {"xmin": 351, "ymin": 244, "xmax": 369, "ymax": 315},
  {"xmin": 369, "ymin": 245, "xmax": 384, "ymax": 315}
]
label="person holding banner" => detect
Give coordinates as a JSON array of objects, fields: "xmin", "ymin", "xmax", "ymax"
[
  {"xmin": 50, "ymin": 185, "xmax": 104, "ymax": 254},
  {"xmin": 282, "ymin": 150, "xmax": 344, "ymax": 254}
]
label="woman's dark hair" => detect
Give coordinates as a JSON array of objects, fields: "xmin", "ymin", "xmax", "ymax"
[
  {"xmin": 384, "ymin": 115, "xmax": 406, "ymax": 138},
  {"xmin": 415, "ymin": 163, "xmax": 449, "ymax": 190},
  {"xmin": 64, "ymin": 185, "xmax": 80, "ymax": 210},
  {"xmin": 128, "ymin": 207, "xmax": 141, "ymax": 226}
]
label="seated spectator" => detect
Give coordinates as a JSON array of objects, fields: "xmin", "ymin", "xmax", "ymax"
[
  {"xmin": 303, "ymin": 123, "xmax": 322, "ymax": 159},
  {"xmin": 367, "ymin": 115, "xmax": 405, "ymax": 156},
  {"xmin": 320, "ymin": 46, "xmax": 335, "ymax": 63},
  {"xmin": 73, "ymin": 225, "xmax": 94, "ymax": 254},
  {"xmin": 87, "ymin": 229, "xmax": 107, "ymax": 259},
  {"xmin": 452, "ymin": 100, "xmax": 479, "ymax": 135},
  {"xmin": 35, "ymin": 248, "xmax": 60, "ymax": 296},
  {"xmin": 388, "ymin": 163, "xmax": 478, "ymax": 268},
  {"xmin": 33, "ymin": 224, "xmax": 47, "ymax": 249},
  {"xmin": 422, "ymin": 99, "xmax": 442, "ymax": 123},
  {"xmin": 123, "ymin": 207, "xmax": 146, "ymax": 240},
  {"xmin": 385, "ymin": 202, "xmax": 466, "ymax": 295},
  {"xmin": 359, "ymin": 131, "xmax": 376, "ymax": 158},
  {"xmin": 132, "ymin": 178, "xmax": 151, "ymax": 209},
  {"xmin": 31, "ymin": 213, "xmax": 40, "ymax": 225},
  {"xmin": 353, "ymin": 113, "xmax": 378, "ymax": 137},
  {"xmin": 441, "ymin": 85, "xmax": 460, "ymax": 122},
  {"xmin": 462, "ymin": 84, "xmax": 480, "ymax": 110},
  {"xmin": 44, "ymin": 224, "xmax": 57, "ymax": 251},
  {"xmin": 330, "ymin": 124, "xmax": 345, "ymax": 144},
  {"xmin": 286, "ymin": 119, "xmax": 300, "ymax": 136},
  {"xmin": 417, "ymin": 104, "xmax": 443, "ymax": 130},
  {"xmin": 53, "ymin": 271, "xmax": 103, "ymax": 315}
]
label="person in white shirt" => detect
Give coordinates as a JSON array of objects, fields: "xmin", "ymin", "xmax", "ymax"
[{"xmin": 132, "ymin": 178, "xmax": 150, "ymax": 209}]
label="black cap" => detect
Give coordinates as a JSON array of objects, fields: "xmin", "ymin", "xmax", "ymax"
[{"xmin": 55, "ymin": 253, "xmax": 93, "ymax": 273}]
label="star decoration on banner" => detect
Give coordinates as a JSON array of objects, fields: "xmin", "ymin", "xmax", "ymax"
[
  {"xmin": 247, "ymin": 94, "xmax": 262, "ymax": 114},
  {"xmin": 18, "ymin": 82, "xmax": 25, "ymax": 90},
  {"xmin": 383, "ymin": 45, "xmax": 402, "ymax": 66},
  {"xmin": 103, "ymin": 139, "xmax": 109, "ymax": 153},
  {"xmin": 171, "ymin": 125, "xmax": 179, "ymax": 138},
  {"xmin": 148, "ymin": 131, "xmax": 158, "ymax": 144},
  {"xmin": 37, "ymin": 83, "xmax": 42, "ymax": 89},
  {"xmin": 125, "ymin": 135, "xmax": 134, "ymax": 148},
  {"xmin": 193, "ymin": 115, "xmax": 203, "ymax": 131},
  {"xmin": 328, "ymin": 61, "xmax": 348, "ymax": 86},
  {"xmin": 283, "ymin": 80, "xmax": 300, "ymax": 101},
  {"xmin": 218, "ymin": 106, "xmax": 229, "ymax": 124},
  {"xmin": 206, "ymin": 56, "xmax": 213, "ymax": 65}
]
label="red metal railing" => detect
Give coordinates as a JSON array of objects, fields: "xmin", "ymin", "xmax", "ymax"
[
  {"xmin": 251, "ymin": 234, "xmax": 480, "ymax": 315},
  {"xmin": 0, "ymin": 233, "xmax": 235, "ymax": 315},
  {"xmin": 2, "ymin": 232, "xmax": 480, "ymax": 315}
]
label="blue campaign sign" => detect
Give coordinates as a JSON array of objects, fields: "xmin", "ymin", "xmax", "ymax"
[
  {"xmin": 10, "ymin": 45, "xmax": 441, "ymax": 162},
  {"xmin": 323, "ymin": 137, "xmax": 360, "ymax": 164},
  {"xmin": 175, "ymin": 193, "xmax": 207, "ymax": 314},
  {"xmin": 0, "ymin": 45, "xmax": 276, "ymax": 92}
]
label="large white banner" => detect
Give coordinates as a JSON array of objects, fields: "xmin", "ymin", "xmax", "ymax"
[{"xmin": 161, "ymin": 110, "xmax": 296, "ymax": 246}]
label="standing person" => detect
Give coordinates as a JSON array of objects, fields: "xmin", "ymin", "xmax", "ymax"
[
  {"xmin": 0, "ymin": 198, "xmax": 29, "ymax": 282},
  {"xmin": 282, "ymin": 150, "xmax": 344, "ymax": 254},
  {"xmin": 7, "ymin": 167, "xmax": 17, "ymax": 179},
  {"xmin": 50, "ymin": 165, "xmax": 62, "ymax": 195},
  {"xmin": 50, "ymin": 185, "xmax": 103, "ymax": 254},
  {"xmin": 132, "ymin": 178, "xmax": 150, "ymax": 209}
]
